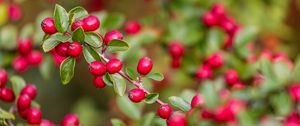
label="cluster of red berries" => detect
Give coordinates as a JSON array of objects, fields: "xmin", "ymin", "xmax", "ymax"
[
  {"xmin": 201, "ymin": 3, "xmax": 240, "ymax": 48},
  {"xmin": 224, "ymin": 69, "xmax": 245, "ymax": 89},
  {"xmin": 0, "ymin": 69, "xmax": 15, "ymax": 102},
  {"xmin": 13, "ymin": 38, "xmax": 43, "ymax": 73},
  {"xmin": 168, "ymin": 41, "xmax": 185, "ymax": 69},
  {"xmin": 124, "ymin": 21, "xmax": 142, "ymax": 35},
  {"xmin": 195, "ymin": 53, "xmax": 223, "ymax": 80}
]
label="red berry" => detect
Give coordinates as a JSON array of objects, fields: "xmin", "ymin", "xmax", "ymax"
[
  {"xmin": 191, "ymin": 95, "xmax": 204, "ymax": 108},
  {"xmin": 17, "ymin": 94, "xmax": 31, "ymax": 110},
  {"xmin": 8, "ymin": 4, "xmax": 22, "ymax": 21},
  {"xmin": 284, "ymin": 112, "xmax": 300, "ymax": 126},
  {"xmin": 13, "ymin": 56, "xmax": 29, "ymax": 73},
  {"xmin": 83, "ymin": 15, "xmax": 100, "ymax": 31},
  {"xmin": 220, "ymin": 18, "xmax": 236, "ymax": 35},
  {"xmin": 0, "ymin": 87, "xmax": 15, "ymax": 102},
  {"xmin": 41, "ymin": 17, "xmax": 57, "ymax": 34},
  {"xmin": 103, "ymin": 30, "xmax": 123, "ymax": 45},
  {"xmin": 67, "ymin": 42, "xmax": 82, "ymax": 57},
  {"xmin": 171, "ymin": 58, "xmax": 182, "ymax": 69},
  {"xmin": 106, "ymin": 58, "xmax": 123, "ymax": 74},
  {"xmin": 93, "ymin": 76, "xmax": 106, "ymax": 88},
  {"xmin": 61, "ymin": 114, "xmax": 80, "ymax": 126},
  {"xmin": 168, "ymin": 41, "xmax": 184, "ymax": 59},
  {"xmin": 27, "ymin": 107, "xmax": 42, "ymax": 125},
  {"xmin": 40, "ymin": 119, "xmax": 54, "ymax": 126},
  {"xmin": 289, "ymin": 84, "xmax": 300, "ymax": 102},
  {"xmin": 55, "ymin": 42, "xmax": 70, "ymax": 57},
  {"xmin": 224, "ymin": 69, "xmax": 239, "ymax": 86},
  {"xmin": 195, "ymin": 65, "xmax": 213, "ymax": 80},
  {"xmin": 128, "ymin": 88, "xmax": 145, "ymax": 103},
  {"xmin": 201, "ymin": 108, "xmax": 215, "ymax": 119},
  {"xmin": 71, "ymin": 20, "xmax": 85, "ymax": 31},
  {"xmin": 26, "ymin": 51, "xmax": 43, "ymax": 65},
  {"xmin": 137, "ymin": 57, "xmax": 153, "ymax": 75},
  {"xmin": 0, "ymin": 69, "xmax": 8, "ymax": 88},
  {"xmin": 206, "ymin": 53, "xmax": 224, "ymax": 68},
  {"xmin": 20, "ymin": 84, "xmax": 37, "ymax": 99},
  {"xmin": 18, "ymin": 108, "xmax": 29, "ymax": 119},
  {"xmin": 89, "ymin": 61, "xmax": 106, "ymax": 76},
  {"xmin": 214, "ymin": 106, "xmax": 234, "ymax": 122},
  {"xmin": 211, "ymin": 3, "xmax": 226, "ymax": 20},
  {"xmin": 202, "ymin": 12, "xmax": 218, "ymax": 27},
  {"xmin": 18, "ymin": 38, "xmax": 32, "ymax": 55},
  {"xmin": 125, "ymin": 21, "xmax": 142, "ymax": 35},
  {"xmin": 166, "ymin": 112, "xmax": 187, "ymax": 126},
  {"xmin": 157, "ymin": 105, "xmax": 173, "ymax": 119},
  {"xmin": 223, "ymin": 35, "xmax": 234, "ymax": 49}
]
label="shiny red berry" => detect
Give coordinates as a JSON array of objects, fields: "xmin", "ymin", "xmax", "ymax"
[
  {"xmin": 8, "ymin": 4, "xmax": 22, "ymax": 21},
  {"xmin": 166, "ymin": 112, "xmax": 187, "ymax": 126},
  {"xmin": 68, "ymin": 42, "xmax": 82, "ymax": 57},
  {"xmin": 137, "ymin": 57, "xmax": 153, "ymax": 75},
  {"xmin": 27, "ymin": 51, "xmax": 43, "ymax": 65},
  {"xmin": 27, "ymin": 107, "xmax": 42, "ymax": 125},
  {"xmin": 202, "ymin": 12, "xmax": 218, "ymax": 27},
  {"xmin": 195, "ymin": 65, "xmax": 213, "ymax": 80},
  {"xmin": 206, "ymin": 53, "xmax": 223, "ymax": 68},
  {"xmin": 18, "ymin": 38, "xmax": 32, "ymax": 55},
  {"xmin": 18, "ymin": 108, "xmax": 29, "ymax": 119},
  {"xmin": 61, "ymin": 114, "xmax": 80, "ymax": 126},
  {"xmin": 0, "ymin": 69, "xmax": 8, "ymax": 88},
  {"xmin": 157, "ymin": 105, "xmax": 173, "ymax": 119},
  {"xmin": 125, "ymin": 21, "xmax": 142, "ymax": 35},
  {"xmin": 40, "ymin": 119, "xmax": 54, "ymax": 126},
  {"xmin": 224, "ymin": 69, "xmax": 239, "ymax": 86},
  {"xmin": 17, "ymin": 94, "xmax": 31, "ymax": 110},
  {"xmin": 20, "ymin": 84, "xmax": 37, "ymax": 99},
  {"xmin": 83, "ymin": 15, "xmax": 100, "ymax": 31},
  {"xmin": 191, "ymin": 95, "xmax": 204, "ymax": 108},
  {"xmin": 103, "ymin": 30, "xmax": 123, "ymax": 45},
  {"xmin": 89, "ymin": 61, "xmax": 106, "ymax": 76},
  {"xmin": 55, "ymin": 42, "xmax": 70, "ymax": 57},
  {"xmin": 128, "ymin": 88, "xmax": 145, "ymax": 103},
  {"xmin": 41, "ymin": 17, "xmax": 57, "ymax": 34},
  {"xmin": 71, "ymin": 20, "xmax": 85, "ymax": 31},
  {"xmin": 106, "ymin": 58, "xmax": 123, "ymax": 74},
  {"xmin": 168, "ymin": 41, "xmax": 184, "ymax": 59},
  {"xmin": 0, "ymin": 87, "xmax": 15, "ymax": 102},
  {"xmin": 13, "ymin": 56, "xmax": 29, "ymax": 73},
  {"xmin": 93, "ymin": 76, "xmax": 106, "ymax": 88}
]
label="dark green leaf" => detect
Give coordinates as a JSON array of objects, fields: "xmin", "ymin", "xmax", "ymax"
[
  {"xmin": 145, "ymin": 93, "xmax": 159, "ymax": 104},
  {"xmin": 125, "ymin": 68, "xmax": 138, "ymax": 80},
  {"xmin": 60, "ymin": 57, "xmax": 76, "ymax": 85},
  {"xmin": 72, "ymin": 28, "xmax": 85, "ymax": 43},
  {"xmin": 103, "ymin": 73, "xmax": 114, "ymax": 87},
  {"xmin": 168, "ymin": 96, "xmax": 191, "ymax": 112},
  {"xmin": 112, "ymin": 75, "xmax": 126, "ymax": 96},
  {"xmin": 51, "ymin": 32, "xmax": 70, "ymax": 42},
  {"xmin": 10, "ymin": 76, "xmax": 26, "ymax": 97},
  {"xmin": 53, "ymin": 4, "xmax": 69, "ymax": 32},
  {"xmin": 106, "ymin": 39, "xmax": 129, "ymax": 53},
  {"xmin": 68, "ymin": 6, "xmax": 88, "ymax": 22},
  {"xmin": 0, "ymin": 108, "xmax": 15, "ymax": 119},
  {"xmin": 82, "ymin": 45, "xmax": 101, "ymax": 63},
  {"xmin": 116, "ymin": 96, "xmax": 141, "ymax": 120},
  {"xmin": 145, "ymin": 73, "xmax": 164, "ymax": 81},
  {"xmin": 111, "ymin": 118, "xmax": 126, "ymax": 126},
  {"xmin": 84, "ymin": 32, "xmax": 102, "ymax": 47}
]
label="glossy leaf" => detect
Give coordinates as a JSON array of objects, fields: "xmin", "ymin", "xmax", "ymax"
[
  {"xmin": 168, "ymin": 96, "xmax": 191, "ymax": 112},
  {"xmin": 106, "ymin": 39, "xmax": 129, "ymax": 53},
  {"xmin": 112, "ymin": 75, "xmax": 126, "ymax": 96},
  {"xmin": 53, "ymin": 4, "xmax": 69, "ymax": 32},
  {"xmin": 10, "ymin": 75, "xmax": 26, "ymax": 97},
  {"xmin": 145, "ymin": 93, "xmax": 159, "ymax": 104},
  {"xmin": 116, "ymin": 96, "xmax": 141, "ymax": 120},
  {"xmin": 42, "ymin": 37, "xmax": 60, "ymax": 52},
  {"xmin": 84, "ymin": 32, "xmax": 102, "ymax": 47},
  {"xmin": 125, "ymin": 68, "xmax": 138, "ymax": 80},
  {"xmin": 145, "ymin": 73, "xmax": 164, "ymax": 81},
  {"xmin": 82, "ymin": 45, "xmax": 101, "ymax": 63},
  {"xmin": 69, "ymin": 6, "xmax": 88, "ymax": 22},
  {"xmin": 103, "ymin": 73, "xmax": 114, "ymax": 87},
  {"xmin": 72, "ymin": 27, "xmax": 85, "ymax": 43},
  {"xmin": 60, "ymin": 57, "xmax": 76, "ymax": 85}
]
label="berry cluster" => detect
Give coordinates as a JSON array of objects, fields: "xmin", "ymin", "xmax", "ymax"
[
  {"xmin": 0, "ymin": 69, "xmax": 15, "ymax": 102},
  {"xmin": 168, "ymin": 41, "xmax": 185, "ymax": 68},
  {"xmin": 13, "ymin": 38, "xmax": 43, "ymax": 72},
  {"xmin": 195, "ymin": 53, "xmax": 223, "ymax": 80}
]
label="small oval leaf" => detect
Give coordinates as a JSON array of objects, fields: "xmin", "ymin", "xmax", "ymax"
[
  {"xmin": 82, "ymin": 45, "xmax": 101, "ymax": 63},
  {"xmin": 145, "ymin": 93, "xmax": 159, "ymax": 104},
  {"xmin": 112, "ymin": 74, "xmax": 126, "ymax": 96},
  {"xmin": 111, "ymin": 118, "xmax": 126, "ymax": 126},
  {"xmin": 106, "ymin": 39, "xmax": 129, "ymax": 53},
  {"xmin": 68, "ymin": 6, "xmax": 88, "ymax": 22},
  {"xmin": 10, "ymin": 75, "xmax": 26, "ymax": 98},
  {"xmin": 145, "ymin": 73, "xmax": 164, "ymax": 81},
  {"xmin": 72, "ymin": 27, "xmax": 85, "ymax": 43},
  {"xmin": 103, "ymin": 73, "xmax": 114, "ymax": 87},
  {"xmin": 60, "ymin": 57, "xmax": 76, "ymax": 85},
  {"xmin": 168, "ymin": 96, "xmax": 191, "ymax": 112},
  {"xmin": 84, "ymin": 32, "xmax": 102, "ymax": 47},
  {"xmin": 53, "ymin": 4, "xmax": 69, "ymax": 32}
]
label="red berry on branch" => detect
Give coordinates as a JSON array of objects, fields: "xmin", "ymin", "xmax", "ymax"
[
  {"xmin": 13, "ymin": 56, "xmax": 29, "ymax": 73},
  {"xmin": 27, "ymin": 51, "xmax": 43, "ymax": 65},
  {"xmin": 224, "ymin": 69, "xmax": 239, "ymax": 86},
  {"xmin": 166, "ymin": 112, "xmax": 187, "ymax": 126},
  {"xmin": 68, "ymin": 42, "xmax": 82, "ymax": 57},
  {"xmin": 289, "ymin": 84, "xmax": 300, "ymax": 102},
  {"xmin": 89, "ymin": 61, "xmax": 106, "ymax": 76},
  {"xmin": 128, "ymin": 88, "xmax": 145, "ymax": 103},
  {"xmin": 106, "ymin": 58, "xmax": 123, "ymax": 74},
  {"xmin": 206, "ymin": 53, "xmax": 224, "ymax": 68},
  {"xmin": 40, "ymin": 119, "xmax": 54, "ymax": 126},
  {"xmin": 61, "ymin": 114, "xmax": 80, "ymax": 126},
  {"xmin": 157, "ymin": 104, "xmax": 173, "ymax": 119},
  {"xmin": 168, "ymin": 41, "xmax": 185, "ymax": 59},
  {"xmin": 18, "ymin": 38, "xmax": 32, "ymax": 56},
  {"xmin": 55, "ymin": 42, "xmax": 70, "ymax": 57},
  {"xmin": 8, "ymin": 4, "xmax": 22, "ymax": 21},
  {"xmin": 202, "ymin": 12, "xmax": 218, "ymax": 27},
  {"xmin": 191, "ymin": 95, "xmax": 204, "ymax": 108},
  {"xmin": 0, "ymin": 87, "xmax": 15, "ymax": 102},
  {"xmin": 93, "ymin": 76, "xmax": 106, "ymax": 88},
  {"xmin": 125, "ymin": 21, "xmax": 142, "ymax": 35},
  {"xmin": 41, "ymin": 17, "xmax": 57, "ymax": 34},
  {"xmin": 71, "ymin": 20, "xmax": 86, "ymax": 31},
  {"xmin": 83, "ymin": 15, "xmax": 100, "ymax": 31},
  {"xmin": 20, "ymin": 84, "xmax": 37, "ymax": 99},
  {"xmin": 17, "ymin": 94, "xmax": 31, "ymax": 110},
  {"xmin": 211, "ymin": 3, "xmax": 226, "ymax": 20},
  {"xmin": 27, "ymin": 107, "xmax": 42, "ymax": 125},
  {"xmin": 195, "ymin": 65, "xmax": 213, "ymax": 80},
  {"xmin": 137, "ymin": 57, "xmax": 153, "ymax": 75},
  {"xmin": 0, "ymin": 69, "xmax": 8, "ymax": 88},
  {"xmin": 103, "ymin": 30, "xmax": 123, "ymax": 45}
]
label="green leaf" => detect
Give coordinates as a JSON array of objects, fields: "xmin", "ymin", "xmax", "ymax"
[
  {"xmin": 0, "ymin": 25, "xmax": 17, "ymax": 50},
  {"xmin": 116, "ymin": 96, "xmax": 141, "ymax": 120},
  {"xmin": 106, "ymin": 39, "xmax": 129, "ymax": 53},
  {"xmin": 200, "ymin": 80, "xmax": 219, "ymax": 109},
  {"xmin": 111, "ymin": 118, "xmax": 126, "ymax": 126},
  {"xmin": 60, "ymin": 57, "xmax": 76, "ymax": 85},
  {"xmin": 260, "ymin": 58, "xmax": 276, "ymax": 80},
  {"xmin": 293, "ymin": 55, "xmax": 300, "ymax": 82},
  {"xmin": 31, "ymin": 101, "xmax": 41, "ymax": 108},
  {"xmin": 103, "ymin": 73, "xmax": 114, "ymax": 87},
  {"xmin": 10, "ymin": 76, "xmax": 26, "ymax": 97},
  {"xmin": 20, "ymin": 23, "xmax": 34, "ymax": 39},
  {"xmin": 237, "ymin": 110, "xmax": 255, "ymax": 126},
  {"xmin": 39, "ymin": 55, "xmax": 54, "ymax": 80},
  {"xmin": 68, "ymin": 6, "xmax": 88, "ymax": 22},
  {"xmin": 145, "ymin": 73, "xmax": 164, "ymax": 81},
  {"xmin": 112, "ymin": 75, "xmax": 127, "ymax": 96},
  {"xmin": 145, "ymin": 93, "xmax": 159, "ymax": 104},
  {"xmin": 51, "ymin": 32, "xmax": 70, "ymax": 42},
  {"xmin": 82, "ymin": 45, "xmax": 101, "ymax": 63},
  {"xmin": 53, "ymin": 4, "xmax": 69, "ymax": 32},
  {"xmin": 101, "ymin": 13, "xmax": 125, "ymax": 30},
  {"xmin": 140, "ymin": 112, "xmax": 155, "ymax": 126},
  {"xmin": 273, "ymin": 61, "xmax": 291, "ymax": 85},
  {"xmin": 234, "ymin": 26, "xmax": 258, "ymax": 48},
  {"xmin": 42, "ymin": 37, "xmax": 60, "ymax": 52},
  {"xmin": 84, "ymin": 32, "xmax": 102, "ymax": 47},
  {"xmin": 270, "ymin": 92, "xmax": 292, "ymax": 116},
  {"xmin": 168, "ymin": 96, "xmax": 191, "ymax": 112},
  {"xmin": 125, "ymin": 68, "xmax": 138, "ymax": 80},
  {"xmin": 0, "ymin": 108, "xmax": 15, "ymax": 119},
  {"xmin": 72, "ymin": 27, "xmax": 85, "ymax": 43}
]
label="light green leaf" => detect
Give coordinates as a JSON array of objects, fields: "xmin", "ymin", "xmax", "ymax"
[
  {"xmin": 0, "ymin": 25, "xmax": 17, "ymax": 50},
  {"xmin": 145, "ymin": 93, "xmax": 159, "ymax": 104},
  {"xmin": 145, "ymin": 73, "xmax": 164, "ymax": 81},
  {"xmin": 125, "ymin": 68, "xmax": 138, "ymax": 80},
  {"xmin": 42, "ymin": 37, "xmax": 60, "ymax": 52},
  {"xmin": 84, "ymin": 32, "xmax": 102, "ymax": 47},
  {"xmin": 237, "ymin": 110, "xmax": 255, "ymax": 126},
  {"xmin": 200, "ymin": 80, "xmax": 219, "ymax": 109},
  {"xmin": 0, "ymin": 108, "xmax": 15, "ymax": 119},
  {"xmin": 101, "ymin": 13, "xmax": 125, "ymax": 30},
  {"xmin": 20, "ymin": 23, "xmax": 34, "ymax": 39},
  {"xmin": 270, "ymin": 92, "xmax": 292, "ymax": 116},
  {"xmin": 112, "ymin": 75, "xmax": 126, "ymax": 96},
  {"xmin": 292, "ymin": 55, "xmax": 300, "ymax": 82},
  {"xmin": 168, "ymin": 96, "xmax": 191, "ymax": 112},
  {"xmin": 53, "ymin": 4, "xmax": 69, "ymax": 32},
  {"xmin": 234, "ymin": 26, "xmax": 258, "ymax": 48},
  {"xmin": 111, "ymin": 118, "xmax": 126, "ymax": 126},
  {"xmin": 106, "ymin": 39, "xmax": 129, "ymax": 53},
  {"xmin": 10, "ymin": 75, "xmax": 26, "ymax": 97},
  {"xmin": 59, "ymin": 57, "xmax": 76, "ymax": 85},
  {"xmin": 140, "ymin": 112, "xmax": 155, "ymax": 126},
  {"xmin": 116, "ymin": 96, "xmax": 141, "ymax": 120},
  {"xmin": 39, "ymin": 55, "xmax": 54, "ymax": 80}
]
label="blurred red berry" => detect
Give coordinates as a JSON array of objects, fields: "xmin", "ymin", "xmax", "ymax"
[
  {"xmin": 202, "ymin": 12, "xmax": 218, "ymax": 27},
  {"xmin": 17, "ymin": 94, "xmax": 31, "ymax": 110},
  {"xmin": 71, "ymin": 20, "xmax": 86, "ymax": 31},
  {"xmin": 27, "ymin": 107, "xmax": 42, "ymax": 125},
  {"xmin": 289, "ymin": 84, "xmax": 300, "ymax": 102},
  {"xmin": 211, "ymin": 3, "xmax": 226, "ymax": 20},
  {"xmin": 224, "ymin": 69, "xmax": 239, "ymax": 86},
  {"xmin": 125, "ymin": 21, "xmax": 142, "ymax": 35},
  {"xmin": 195, "ymin": 65, "xmax": 213, "ymax": 80},
  {"xmin": 27, "ymin": 51, "xmax": 43, "ymax": 65},
  {"xmin": 206, "ymin": 53, "xmax": 224, "ymax": 68},
  {"xmin": 191, "ymin": 95, "xmax": 204, "ymax": 108},
  {"xmin": 157, "ymin": 104, "xmax": 173, "ymax": 119},
  {"xmin": 137, "ymin": 57, "xmax": 153, "ymax": 75},
  {"xmin": 128, "ymin": 88, "xmax": 145, "ymax": 103},
  {"xmin": 41, "ymin": 17, "xmax": 57, "ymax": 34},
  {"xmin": 0, "ymin": 69, "xmax": 8, "ymax": 88},
  {"xmin": 61, "ymin": 114, "xmax": 80, "ymax": 126},
  {"xmin": 40, "ymin": 119, "xmax": 54, "ymax": 126},
  {"xmin": 9, "ymin": 4, "xmax": 22, "ymax": 21},
  {"xmin": 103, "ymin": 30, "xmax": 123, "ymax": 45},
  {"xmin": 13, "ymin": 56, "xmax": 29, "ymax": 73},
  {"xmin": 171, "ymin": 58, "xmax": 182, "ymax": 69},
  {"xmin": 20, "ymin": 84, "xmax": 37, "ymax": 99},
  {"xmin": 18, "ymin": 38, "xmax": 32, "ymax": 56},
  {"xmin": 0, "ymin": 87, "xmax": 15, "ymax": 102},
  {"xmin": 201, "ymin": 108, "xmax": 215, "ymax": 119},
  {"xmin": 166, "ymin": 112, "xmax": 187, "ymax": 126},
  {"xmin": 168, "ymin": 41, "xmax": 185, "ymax": 59},
  {"xmin": 18, "ymin": 108, "xmax": 29, "ymax": 119}
]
